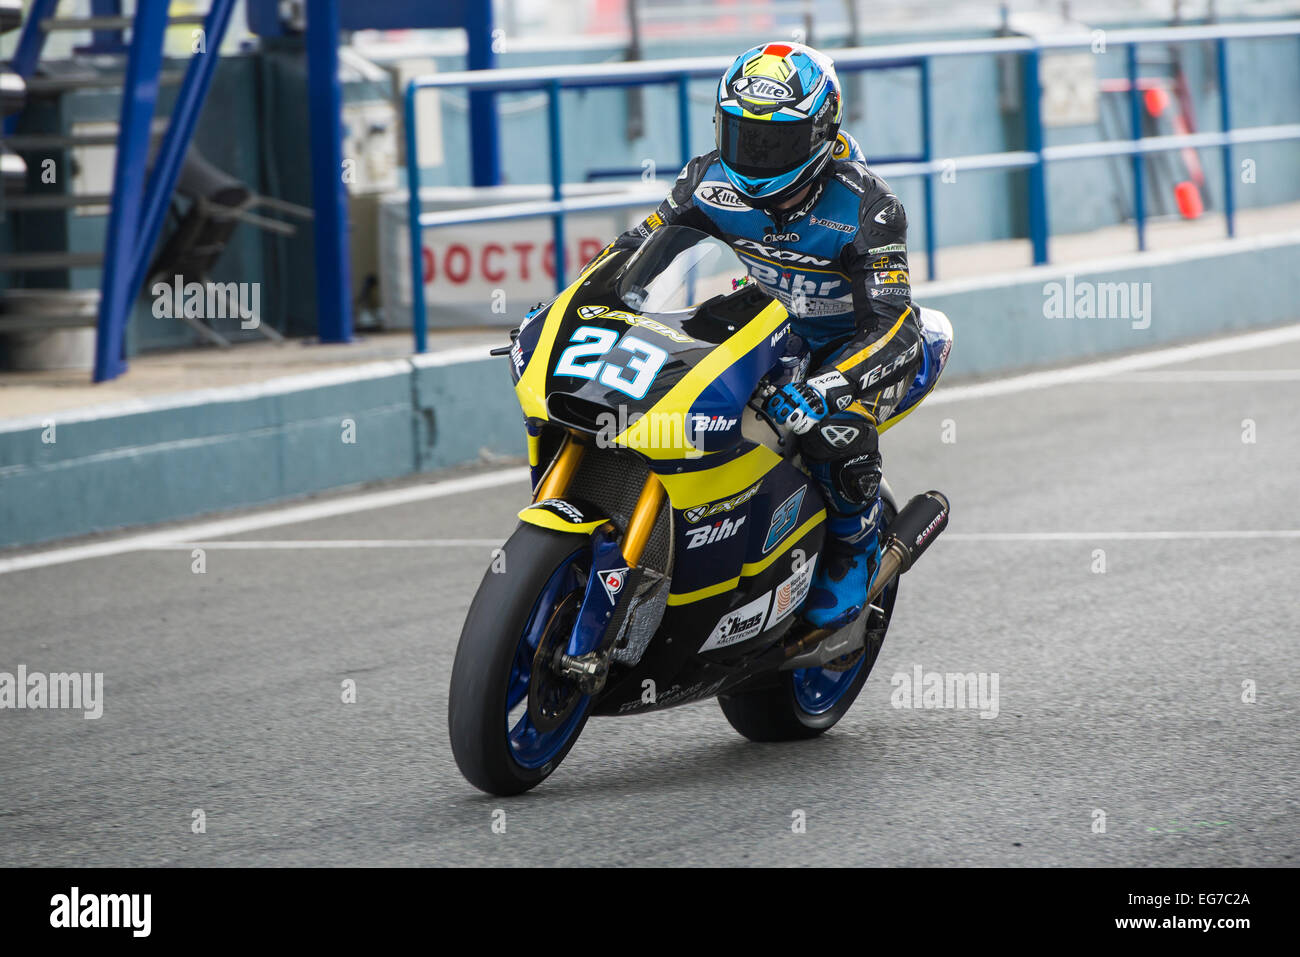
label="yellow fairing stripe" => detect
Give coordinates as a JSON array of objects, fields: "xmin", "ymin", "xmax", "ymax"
[
  {"xmin": 615, "ymin": 299, "xmax": 789, "ymax": 459},
  {"xmin": 666, "ymin": 509, "xmax": 826, "ymax": 605},
  {"xmin": 834, "ymin": 306, "xmax": 912, "ymax": 375},
  {"xmin": 526, "ymin": 432, "xmax": 541, "ymax": 468},
  {"xmin": 514, "ymin": 251, "xmax": 616, "ymax": 422},
  {"xmin": 654, "ymin": 444, "xmax": 781, "ymax": 508},
  {"xmin": 518, "ymin": 507, "xmax": 607, "ymax": 535}
]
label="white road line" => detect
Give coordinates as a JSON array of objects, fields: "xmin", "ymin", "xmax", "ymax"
[
  {"xmin": 150, "ymin": 539, "xmax": 504, "ymax": 549},
  {"xmin": 945, "ymin": 530, "xmax": 1300, "ymax": 541},
  {"xmin": 6, "ymin": 322, "xmax": 1300, "ymax": 574},
  {"xmin": 926, "ymin": 322, "xmax": 1300, "ymax": 405},
  {"xmin": 0, "ymin": 344, "xmax": 503, "ymax": 433},
  {"xmin": 1106, "ymin": 369, "xmax": 1300, "ymax": 382},
  {"xmin": 149, "ymin": 531, "xmax": 1300, "ymax": 549},
  {"xmin": 0, "ymin": 468, "xmax": 529, "ymax": 575}
]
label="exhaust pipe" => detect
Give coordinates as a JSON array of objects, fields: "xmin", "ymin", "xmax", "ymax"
[
  {"xmin": 864, "ymin": 490, "xmax": 950, "ymax": 608},
  {"xmin": 783, "ymin": 490, "xmax": 950, "ymax": 660}
]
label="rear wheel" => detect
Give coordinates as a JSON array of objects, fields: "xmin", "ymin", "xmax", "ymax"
[
  {"xmin": 718, "ymin": 500, "xmax": 899, "ymax": 742},
  {"xmin": 448, "ymin": 524, "xmax": 594, "ymax": 795}
]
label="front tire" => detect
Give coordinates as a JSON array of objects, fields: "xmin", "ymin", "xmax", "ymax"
[{"xmin": 448, "ymin": 524, "xmax": 594, "ymax": 795}]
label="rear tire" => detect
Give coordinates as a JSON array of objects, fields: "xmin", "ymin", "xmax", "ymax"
[
  {"xmin": 718, "ymin": 499, "xmax": 898, "ymax": 742},
  {"xmin": 448, "ymin": 524, "xmax": 594, "ymax": 795}
]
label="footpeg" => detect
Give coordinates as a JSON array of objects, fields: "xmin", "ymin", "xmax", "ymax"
[{"xmin": 781, "ymin": 491, "xmax": 950, "ymax": 665}]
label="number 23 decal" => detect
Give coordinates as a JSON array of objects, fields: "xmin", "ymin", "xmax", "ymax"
[{"xmin": 553, "ymin": 325, "xmax": 668, "ymax": 400}]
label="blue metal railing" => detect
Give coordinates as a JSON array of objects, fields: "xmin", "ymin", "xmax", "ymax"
[{"xmin": 404, "ymin": 21, "xmax": 1300, "ymax": 353}]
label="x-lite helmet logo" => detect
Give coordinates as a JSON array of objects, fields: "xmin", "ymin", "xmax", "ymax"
[{"xmin": 820, "ymin": 424, "xmax": 860, "ymax": 449}]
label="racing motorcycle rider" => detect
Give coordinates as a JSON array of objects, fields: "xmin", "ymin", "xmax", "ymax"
[{"xmin": 609, "ymin": 41, "xmax": 923, "ymax": 631}]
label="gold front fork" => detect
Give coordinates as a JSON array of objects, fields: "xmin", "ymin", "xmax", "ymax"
[
  {"xmin": 532, "ymin": 434, "xmax": 584, "ymax": 502},
  {"xmin": 622, "ymin": 474, "xmax": 666, "ymax": 568},
  {"xmin": 532, "ymin": 433, "xmax": 664, "ymax": 568}
]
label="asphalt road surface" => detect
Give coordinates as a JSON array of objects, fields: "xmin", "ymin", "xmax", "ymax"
[{"xmin": 2, "ymin": 330, "xmax": 1298, "ymax": 867}]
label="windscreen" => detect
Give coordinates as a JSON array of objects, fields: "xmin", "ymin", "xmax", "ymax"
[{"xmin": 614, "ymin": 226, "xmax": 745, "ymax": 314}]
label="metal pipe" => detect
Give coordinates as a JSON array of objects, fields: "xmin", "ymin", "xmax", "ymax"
[
  {"xmin": 547, "ymin": 80, "xmax": 566, "ymax": 292},
  {"xmin": 93, "ymin": 3, "xmax": 170, "ymax": 382},
  {"xmin": 919, "ymin": 56, "xmax": 937, "ymax": 280},
  {"xmin": 1216, "ymin": 37, "xmax": 1236, "ymax": 238},
  {"xmin": 405, "ymin": 80, "xmax": 427, "ymax": 353},
  {"xmin": 1023, "ymin": 46, "xmax": 1049, "ymax": 265},
  {"xmin": 1127, "ymin": 43, "xmax": 1147, "ymax": 252},
  {"xmin": 128, "ymin": 0, "xmax": 239, "ymax": 314},
  {"xmin": 677, "ymin": 73, "xmax": 692, "ymax": 174},
  {"xmin": 533, "ymin": 437, "xmax": 584, "ymax": 502},
  {"xmin": 305, "ymin": 0, "xmax": 354, "ymax": 344},
  {"xmin": 622, "ymin": 475, "xmax": 666, "ymax": 568},
  {"xmin": 406, "ymin": 22, "xmax": 1300, "ymax": 94}
]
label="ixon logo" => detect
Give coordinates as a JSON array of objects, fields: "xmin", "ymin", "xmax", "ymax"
[
  {"xmin": 683, "ymin": 483, "xmax": 760, "ymax": 523},
  {"xmin": 151, "ymin": 275, "xmax": 261, "ymax": 329}
]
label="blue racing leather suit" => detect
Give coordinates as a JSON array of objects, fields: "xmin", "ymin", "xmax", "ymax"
[
  {"xmin": 614, "ymin": 131, "xmax": 921, "ymax": 429},
  {"xmin": 613, "ymin": 132, "xmax": 923, "ymax": 528}
]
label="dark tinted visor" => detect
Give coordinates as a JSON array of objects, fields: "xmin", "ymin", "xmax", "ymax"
[{"xmin": 717, "ymin": 110, "xmax": 817, "ymax": 179}]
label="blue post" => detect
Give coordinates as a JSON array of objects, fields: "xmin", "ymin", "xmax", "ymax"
[
  {"xmin": 93, "ymin": 3, "xmax": 170, "ymax": 383},
  {"xmin": 677, "ymin": 74, "xmax": 692, "ymax": 172},
  {"xmin": 4, "ymin": 0, "xmax": 59, "ymax": 135},
  {"xmin": 405, "ymin": 80, "xmax": 428, "ymax": 353},
  {"xmin": 919, "ymin": 56, "xmax": 937, "ymax": 281},
  {"xmin": 305, "ymin": 0, "xmax": 353, "ymax": 343},
  {"xmin": 1216, "ymin": 37, "xmax": 1236, "ymax": 239},
  {"xmin": 465, "ymin": 0, "xmax": 501, "ymax": 186},
  {"xmin": 128, "ymin": 0, "xmax": 238, "ymax": 306},
  {"xmin": 78, "ymin": 0, "xmax": 128, "ymax": 54},
  {"xmin": 1022, "ymin": 47, "xmax": 1049, "ymax": 265},
  {"xmin": 1127, "ymin": 42, "xmax": 1146, "ymax": 252},
  {"xmin": 8, "ymin": 0, "xmax": 58, "ymax": 77},
  {"xmin": 547, "ymin": 80, "xmax": 566, "ymax": 292}
]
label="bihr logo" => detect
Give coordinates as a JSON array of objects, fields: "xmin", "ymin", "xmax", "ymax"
[{"xmin": 685, "ymin": 515, "xmax": 746, "ymax": 550}]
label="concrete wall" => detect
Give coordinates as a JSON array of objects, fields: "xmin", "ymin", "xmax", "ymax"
[
  {"xmin": 0, "ymin": 352, "xmax": 523, "ymax": 548},
  {"xmin": 3, "ymin": 232, "xmax": 1297, "ymax": 549},
  {"xmin": 920, "ymin": 230, "xmax": 1300, "ymax": 376}
]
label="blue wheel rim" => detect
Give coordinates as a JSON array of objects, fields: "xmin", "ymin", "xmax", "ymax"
[
  {"xmin": 505, "ymin": 550, "xmax": 590, "ymax": 769},
  {"xmin": 792, "ymin": 655, "xmax": 868, "ymax": 715},
  {"xmin": 791, "ymin": 575, "xmax": 897, "ymax": 716}
]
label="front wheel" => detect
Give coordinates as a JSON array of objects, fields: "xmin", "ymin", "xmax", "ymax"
[{"xmin": 448, "ymin": 524, "xmax": 594, "ymax": 795}]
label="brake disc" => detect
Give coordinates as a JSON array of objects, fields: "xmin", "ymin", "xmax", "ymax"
[{"xmin": 528, "ymin": 591, "xmax": 584, "ymax": 732}]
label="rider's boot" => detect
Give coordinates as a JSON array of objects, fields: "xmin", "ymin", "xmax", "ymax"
[{"xmin": 803, "ymin": 500, "xmax": 882, "ymax": 631}]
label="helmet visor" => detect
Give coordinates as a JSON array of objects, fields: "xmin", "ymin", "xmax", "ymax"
[{"xmin": 717, "ymin": 110, "xmax": 819, "ymax": 180}]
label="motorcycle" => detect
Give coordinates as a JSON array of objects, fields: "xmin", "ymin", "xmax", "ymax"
[{"xmin": 449, "ymin": 225, "xmax": 953, "ymax": 795}]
